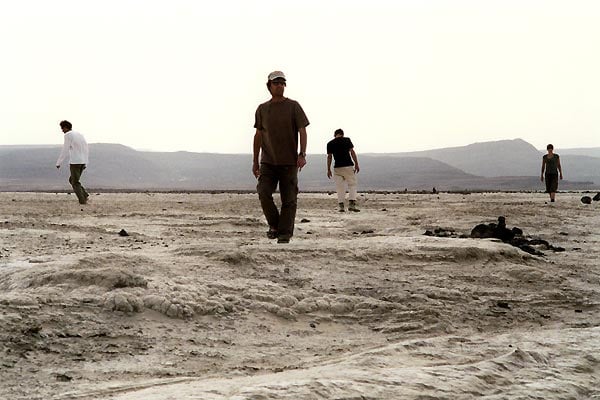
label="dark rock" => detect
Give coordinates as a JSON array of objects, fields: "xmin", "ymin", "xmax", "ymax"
[
  {"xmin": 469, "ymin": 216, "xmax": 563, "ymax": 256},
  {"xmin": 361, "ymin": 230, "xmax": 374, "ymax": 234},
  {"xmin": 593, "ymin": 192, "xmax": 600, "ymax": 201},
  {"xmin": 471, "ymin": 223, "xmax": 496, "ymax": 238},
  {"xmin": 495, "ymin": 227, "xmax": 514, "ymax": 242},
  {"xmin": 493, "ymin": 217, "xmax": 515, "ymax": 242},
  {"xmin": 519, "ymin": 245, "xmax": 544, "ymax": 256},
  {"xmin": 424, "ymin": 230, "xmax": 434, "ymax": 236},
  {"xmin": 300, "ymin": 218, "xmax": 310, "ymax": 223},
  {"xmin": 581, "ymin": 196, "xmax": 592, "ymax": 204},
  {"xmin": 497, "ymin": 216, "xmax": 506, "ymax": 228},
  {"xmin": 56, "ymin": 373, "xmax": 73, "ymax": 382},
  {"xmin": 528, "ymin": 238, "xmax": 550, "ymax": 248},
  {"xmin": 497, "ymin": 301, "xmax": 510, "ymax": 309},
  {"xmin": 23, "ymin": 325, "xmax": 42, "ymax": 335},
  {"xmin": 510, "ymin": 237, "xmax": 529, "ymax": 247},
  {"xmin": 118, "ymin": 229, "xmax": 129, "ymax": 237},
  {"xmin": 435, "ymin": 227, "xmax": 458, "ymax": 237}
]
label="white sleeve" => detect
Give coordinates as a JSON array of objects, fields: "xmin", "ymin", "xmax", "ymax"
[{"xmin": 56, "ymin": 135, "xmax": 70, "ymax": 166}]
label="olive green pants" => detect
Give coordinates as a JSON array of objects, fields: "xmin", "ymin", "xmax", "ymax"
[{"xmin": 69, "ymin": 164, "xmax": 88, "ymax": 204}]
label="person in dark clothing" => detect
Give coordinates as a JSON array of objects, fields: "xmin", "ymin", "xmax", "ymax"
[
  {"xmin": 541, "ymin": 143, "xmax": 563, "ymax": 202},
  {"xmin": 253, "ymin": 71, "xmax": 309, "ymax": 243},
  {"xmin": 326, "ymin": 128, "xmax": 360, "ymax": 212}
]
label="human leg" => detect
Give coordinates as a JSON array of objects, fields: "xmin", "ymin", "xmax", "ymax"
[
  {"xmin": 337, "ymin": 167, "xmax": 359, "ymax": 211},
  {"xmin": 346, "ymin": 174, "xmax": 357, "ymax": 201},
  {"xmin": 69, "ymin": 164, "xmax": 87, "ymax": 204},
  {"xmin": 333, "ymin": 168, "xmax": 347, "ymax": 204},
  {"xmin": 277, "ymin": 166, "xmax": 298, "ymax": 240},
  {"xmin": 257, "ymin": 164, "xmax": 280, "ymax": 233},
  {"xmin": 545, "ymin": 174, "xmax": 558, "ymax": 202}
]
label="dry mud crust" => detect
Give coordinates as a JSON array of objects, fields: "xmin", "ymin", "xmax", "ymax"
[{"xmin": 0, "ymin": 192, "xmax": 599, "ymax": 400}]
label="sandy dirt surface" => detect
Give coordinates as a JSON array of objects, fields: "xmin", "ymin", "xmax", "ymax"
[{"xmin": 1, "ymin": 191, "xmax": 599, "ymax": 399}]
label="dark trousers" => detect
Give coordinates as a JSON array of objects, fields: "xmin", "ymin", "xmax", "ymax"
[
  {"xmin": 69, "ymin": 164, "xmax": 88, "ymax": 204},
  {"xmin": 257, "ymin": 164, "xmax": 298, "ymax": 239},
  {"xmin": 545, "ymin": 173, "xmax": 559, "ymax": 193}
]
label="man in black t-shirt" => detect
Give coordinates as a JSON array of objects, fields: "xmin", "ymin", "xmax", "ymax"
[
  {"xmin": 540, "ymin": 143, "xmax": 563, "ymax": 203},
  {"xmin": 327, "ymin": 129, "xmax": 360, "ymax": 212}
]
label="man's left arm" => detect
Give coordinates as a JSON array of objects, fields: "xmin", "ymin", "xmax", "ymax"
[
  {"xmin": 350, "ymin": 148, "xmax": 360, "ymax": 173},
  {"xmin": 558, "ymin": 157, "xmax": 563, "ymax": 179},
  {"xmin": 297, "ymin": 127, "xmax": 307, "ymax": 170}
]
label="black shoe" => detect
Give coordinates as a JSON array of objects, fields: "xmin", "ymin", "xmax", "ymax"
[
  {"xmin": 266, "ymin": 229, "xmax": 278, "ymax": 239},
  {"xmin": 277, "ymin": 236, "xmax": 290, "ymax": 244}
]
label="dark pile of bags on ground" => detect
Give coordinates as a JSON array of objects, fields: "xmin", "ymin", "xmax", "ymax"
[
  {"xmin": 580, "ymin": 192, "xmax": 600, "ymax": 204},
  {"xmin": 425, "ymin": 216, "xmax": 565, "ymax": 256}
]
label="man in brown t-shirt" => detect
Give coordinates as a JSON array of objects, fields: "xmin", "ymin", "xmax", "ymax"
[{"xmin": 253, "ymin": 71, "xmax": 309, "ymax": 243}]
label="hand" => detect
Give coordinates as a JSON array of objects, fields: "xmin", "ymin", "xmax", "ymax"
[
  {"xmin": 327, "ymin": 170, "xmax": 332, "ymax": 179},
  {"xmin": 297, "ymin": 155, "xmax": 306, "ymax": 171},
  {"xmin": 540, "ymin": 176, "xmax": 544, "ymax": 182},
  {"xmin": 559, "ymin": 174, "xmax": 563, "ymax": 180},
  {"xmin": 354, "ymin": 165, "xmax": 360, "ymax": 174},
  {"xmin": 252, "ymin": 162, "xmax": 260, "ymax": 178}
]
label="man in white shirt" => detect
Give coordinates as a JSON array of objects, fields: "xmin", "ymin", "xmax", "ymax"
[{"xmin": 56, "ymin": 120, "xmax": 89, "ymax": 204}]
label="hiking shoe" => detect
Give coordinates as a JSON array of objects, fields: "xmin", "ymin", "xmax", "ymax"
[
  {"xmin": 277, "ymin": 236, "xmax": 290, "ymax": 244},
  {"xmin": 348, "ymin": 200, "xmax": 360, "ymax": 212},
  {"xmin": 338, "ymin": 203, "xmax": 345, "ymax": 212},
  {"xmin": 266, "ymin": 229, "xmax": 278, "ymax": 239}
]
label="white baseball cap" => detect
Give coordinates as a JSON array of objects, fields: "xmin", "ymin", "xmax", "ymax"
[{"xmin": 268, "ymin": 71, "xmax": 286, "ymax": 81}]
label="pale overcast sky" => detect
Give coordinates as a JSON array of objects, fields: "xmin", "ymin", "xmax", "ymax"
[{"xmin": 1, "ymin": 0, "xmax": 599, "ymax": 153}]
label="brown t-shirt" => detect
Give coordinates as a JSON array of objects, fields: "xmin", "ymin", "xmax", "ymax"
[{"xmin": 254, "ymin": 98, "xmax": 309, "ymax": 166}]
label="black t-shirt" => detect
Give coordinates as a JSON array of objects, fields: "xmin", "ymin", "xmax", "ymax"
[
  {"xmin": 327, "ymin": 137, "xmax": 354, "ymax": 168},
  {"xmin": 543, "ymin": 154, "xmax": 560, "ymax": 175}
]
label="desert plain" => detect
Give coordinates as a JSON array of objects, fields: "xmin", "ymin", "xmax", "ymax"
[{"xmin": 0, "ymin": 191, "xmax": 599, "ymax": 399}]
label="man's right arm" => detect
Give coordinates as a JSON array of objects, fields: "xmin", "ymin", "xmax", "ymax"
[
  {"xmin": 350, "ymin": 149, "xmax": 360, "ymax": 173},
  {"xmin": 252, "ymin": 129, "xmax": 262, "ymax": 178}
]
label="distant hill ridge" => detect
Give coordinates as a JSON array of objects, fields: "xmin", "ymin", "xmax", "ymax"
[{"xmin": 1, "ymin": 139, "xmax": 599, "ymax": 191}]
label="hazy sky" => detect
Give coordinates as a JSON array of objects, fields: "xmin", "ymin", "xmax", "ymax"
[{"xmin": 2, "ymin": 0, "xmax": 599, "ymax": 154}]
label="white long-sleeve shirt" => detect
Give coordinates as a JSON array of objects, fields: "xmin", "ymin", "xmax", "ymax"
[{"xmin": 56, "ymin": 130, "xmax": 89, "ymax": 166}]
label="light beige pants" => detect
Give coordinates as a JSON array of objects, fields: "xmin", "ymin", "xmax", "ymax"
[{"xmin": 333, "ymin": 166, "xmax": 357, "ymax": 203}]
